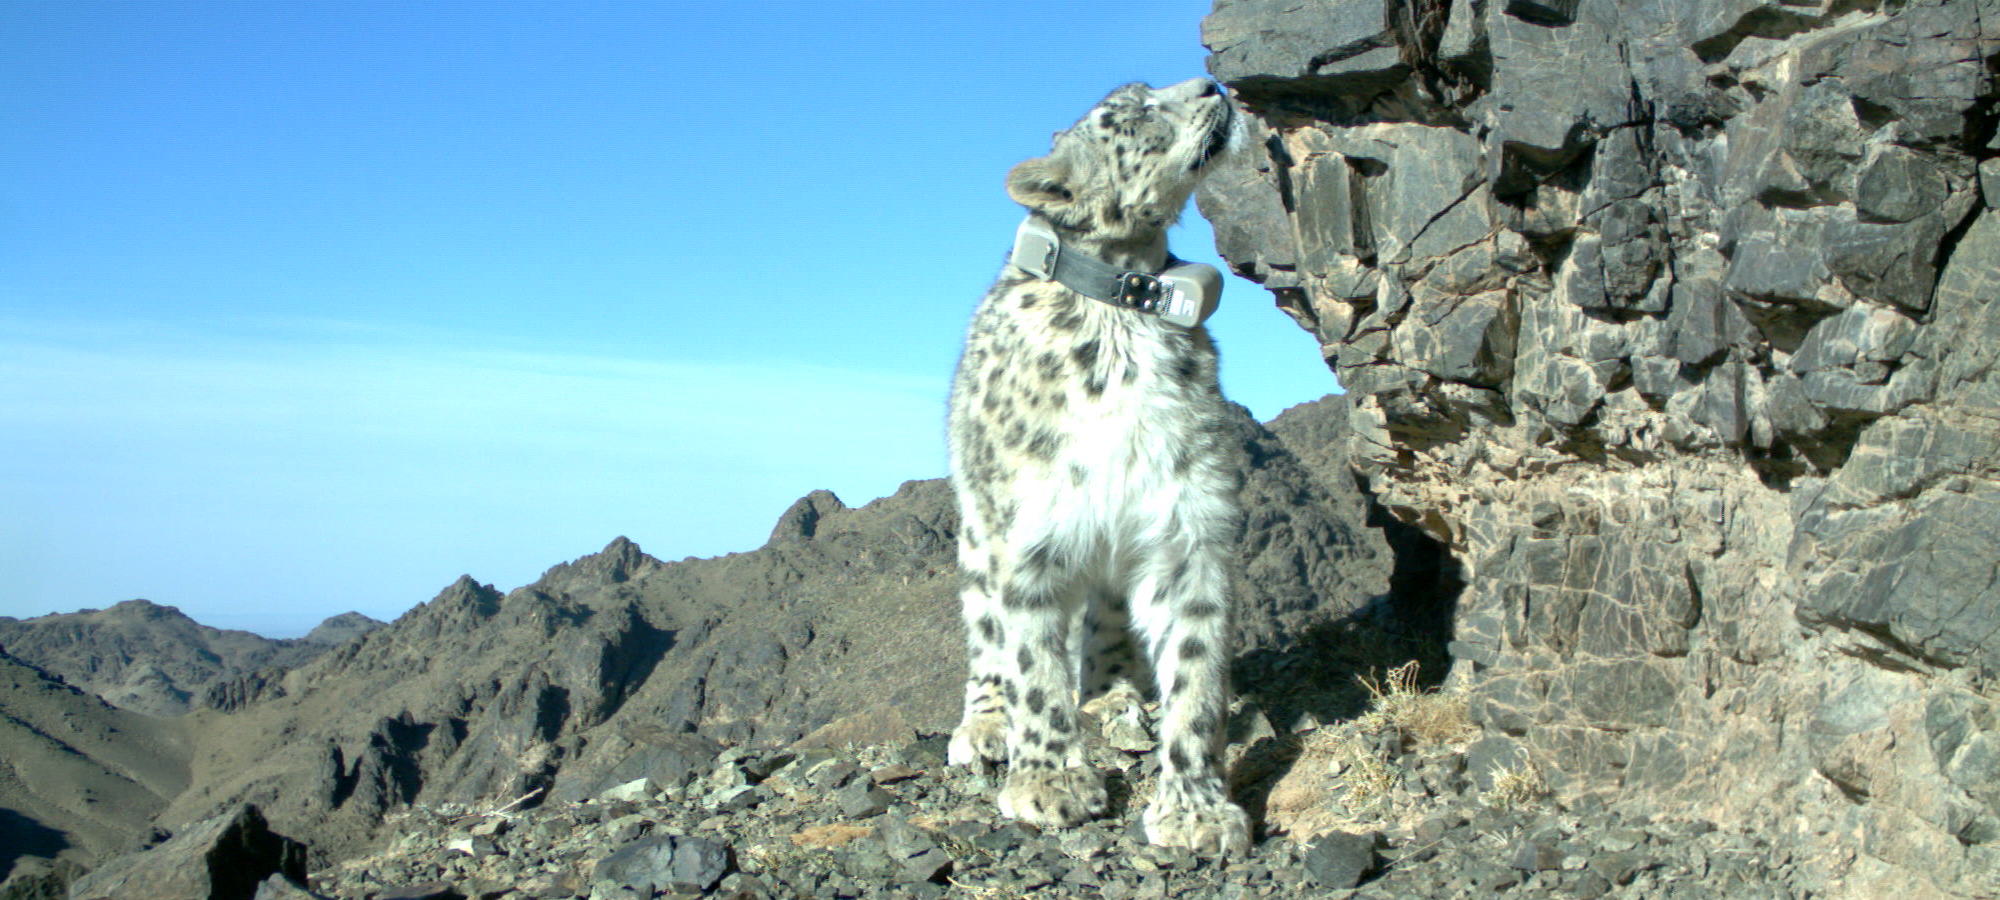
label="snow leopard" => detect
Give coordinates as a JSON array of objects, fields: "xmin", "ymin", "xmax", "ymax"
[{"xmin": 945, "ymin": 78, "xmax": 1251, "ymax": 856}]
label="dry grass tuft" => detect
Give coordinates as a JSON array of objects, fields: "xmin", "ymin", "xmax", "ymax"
[
  {"xmin": 1353, "ymin": 661, "xmax": 1474, "ymax": 747},
  {"xmin": 1331, "ymin": 733, "xmax": 1398, "ymax": 815},
  {"xmin": 1480, "ymin": 754, "xmax": 1548, "ymax": 811}
]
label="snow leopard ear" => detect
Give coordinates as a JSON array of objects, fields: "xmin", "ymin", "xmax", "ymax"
[{"xmin": 1006, "ymin": 156, "xmax": 1075, "ymax": 211}]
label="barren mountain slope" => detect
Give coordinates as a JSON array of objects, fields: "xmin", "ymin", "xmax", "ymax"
[{"xmin": 0, "ymin": 649, "xmax": 189, "ymax": 882}]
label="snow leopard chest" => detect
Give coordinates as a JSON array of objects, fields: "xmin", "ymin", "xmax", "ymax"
[{"xmin": 948, "ymin": 277, "xmax": 1226, "ymax": 508}]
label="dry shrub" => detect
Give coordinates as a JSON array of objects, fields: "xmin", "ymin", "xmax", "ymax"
[
  {"xmin": 1354, "ymin": 661, "xmax": 1473, "ymax": 747},
  {"xmin": 1480, "ymin": 754, "xmax": 1548, "ymax": 811}
]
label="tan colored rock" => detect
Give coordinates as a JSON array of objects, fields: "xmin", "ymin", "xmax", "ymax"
[{"xmin": 788, "ymin": 823, "xmax": 875, "ymax": 849}]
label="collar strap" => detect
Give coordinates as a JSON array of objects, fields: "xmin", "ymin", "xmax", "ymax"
[{"xmin": 1009, "ymin": 217, "xmax": 1221, "ymax": 328}]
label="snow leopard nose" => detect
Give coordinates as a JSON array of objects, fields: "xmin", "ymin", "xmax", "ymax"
[{"xmin": 1161, "ymin": 78, "xmax": 1217, "ymax": 102}]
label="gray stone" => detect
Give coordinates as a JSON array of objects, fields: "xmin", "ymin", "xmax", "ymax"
[
  {"xmin": 1631, "ymin": 355, "xmax": 1690, "ymax": 400},
  {"xmin": 442, "ymin": 834, "xmax": 495, "ymax": 857},
  {"xmin": 592, "ymin": 834, "xmax": 733, "ymax": 894},
  {"xmin": 899, "ymin": 849, "xmax": 954, "ymax": 884},
  {"xmin": 876, "ymin": 813, "xmax": 940, "ymax": 860},
  {"xmin": 1665, "ymin": 274, "xmax": 1756, "ymax": 366},
  {"xmin": 1506, "ymin": 0, "xmax": 1579, "ymax": 26},
  {"xmin": 835, "ymin": 780, "xmax": 895, "ymax": 818},
  {"xmin": 1589, "ymin": 849, "xmax": 1649, "ymax": 885},
  {"xmin": 1824, "ymin": 212, "xmax": 1947, "ymax": 314},
  {"xmin": 1437, "ymin": 0, "xmax": 1483, "ymax": 64},
  {"xmin": 1724, "ymin": 225, "xmax": 1824, "ymax": 304},
  {"xmin": 600, "ymin": 778, "xmax": 654, "ymax": 803},
  {"xmin": 1292, "ymin": 150, "xmax": 1375, "ymax": 270},
  {"xmin": 1395, "ymin": 290, "xmax": 1514, "ymax": 385},
  {"xmin": 1195, "ymin": 119, "xmax": 1298, "ymax": 287},
  {"xmin": 1204, "ymin": 0, "xmax": 1404, "ymax": 90},
  {"xmin": 605, "ymin": 813, "xmax": 651, "ymax": 843},
  {"xmin": 1302, "ymin": 831, "xmax": 1378, "ymax": 888},
  {"xmin": 1570, "ymin": 870, "xmax": 1614, "ymax": 898},
  {"xmin": 1589, "ymin": 200, "xmax": 1669, "ymax": 311},
  {"xmin": 1927, "ymin": 692, "xmax": 2000, "ymax": 815},
  {"xmin": 1855, "ymin": 147, "xmax": 1949, "ymax": 224},
  {"xmin": 1486, "ymin": 9, "xmax": 1635, "ymax": 156},
  {"xmin": 1798, "ymin": 486, "xmax": 2000, "ymax": 675},
  {"xmin": 1478, "ymin": 862, "xmax": 1523, "ymax": 890},
  {"xmin": 809, "ymin": 760, "xmax": 862, "ymax": 791},
  {"xmin": 1508, "ymin": 833, "xmax": 1562, "ymax": 872},
  {"xmin": 1789, "ymin": 305, "xmax": 1917, "ymax": 375}
]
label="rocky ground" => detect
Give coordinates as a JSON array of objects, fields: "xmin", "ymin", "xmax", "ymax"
[{"xmin": 287, "ymin": 684, "xmax": 1814, "ymax": 900}]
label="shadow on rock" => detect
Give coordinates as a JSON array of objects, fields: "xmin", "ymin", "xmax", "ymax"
[{"xmin": 0, "ymin": 808, "xmax": 69, "ymax": 882}]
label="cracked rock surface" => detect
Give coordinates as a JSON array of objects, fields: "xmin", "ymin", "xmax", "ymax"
[{"xmin": 1198, "ymin": 0, "xmax": 2000, "ymax": 894}]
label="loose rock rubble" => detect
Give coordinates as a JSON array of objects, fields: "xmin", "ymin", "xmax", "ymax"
[{"xmin": 301, "ymin": 714, "xmax": 1816, "ymax": 900}]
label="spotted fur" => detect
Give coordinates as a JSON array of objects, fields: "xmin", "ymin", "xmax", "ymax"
[{"xmin": 946, "ymin": 79, "xmax": 1251, "ymax": 856}]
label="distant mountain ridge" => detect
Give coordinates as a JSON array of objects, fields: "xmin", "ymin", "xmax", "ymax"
[
  {"xmin": 0, "ymin": 600, "xmax": 383, "ymax": 716},
  {"xmin": 169, "ymin": 401, "xmax": 1387, "ymax": 859},
  {"xmin": 0, "ymin": 396, "xmax": 1412, "ymax": 896}
]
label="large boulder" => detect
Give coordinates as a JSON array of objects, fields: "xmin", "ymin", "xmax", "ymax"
[{"xmin": 68, "ymin": 805, "xmax": 307, "ymax": 900}]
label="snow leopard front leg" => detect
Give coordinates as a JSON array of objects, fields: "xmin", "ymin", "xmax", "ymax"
[
  {"xmin": 989, "ymin": 539, "xmax": 1107, "ymax": 827},
  {"xmin": 947, "ymin": 525, "xmax": 1010, "ymax": 774},
  {"xmin": 1133, "ymin": 526, "xmax": 1251, "ymax": 855}
]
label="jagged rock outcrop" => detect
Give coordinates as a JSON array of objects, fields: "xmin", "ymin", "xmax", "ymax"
[
  {"xmin": 67, "ymin": 804, "xmax": 308, "ymax": 900},
  {"xmin": 0, "ymin": 601, "xmax": 382, "ymax": 716},
  {"xmin": 1198, "ymin": 0, "xmax": 2000, "ymax": 894},
  {"xmin": 144, "ymin": 402, "xmax": 1393, "ymax": 865}
]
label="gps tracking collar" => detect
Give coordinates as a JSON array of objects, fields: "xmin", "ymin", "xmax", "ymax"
[{"xmin": 1009, "ymin": 217, "xmax": 1222, "ymax": 328}]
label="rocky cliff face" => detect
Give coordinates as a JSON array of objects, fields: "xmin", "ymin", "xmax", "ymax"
[
  {"xmin": 1198, "ymin": 0, "xmax": 1999, "ymax": 894},
  {"xmin": 0, "ymin": 600, "xmax": 382, "ymax": 716}
]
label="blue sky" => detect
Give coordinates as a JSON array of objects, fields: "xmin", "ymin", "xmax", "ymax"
[{"xmin": 0, "ymin": 0, "xmax": 1337, "ymax": 637}]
